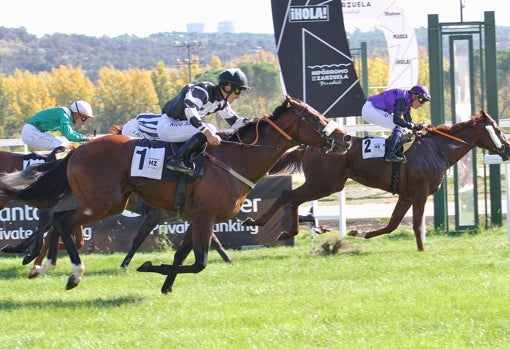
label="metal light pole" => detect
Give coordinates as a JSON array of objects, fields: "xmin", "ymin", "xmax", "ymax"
[{"xmin": 174, "ymin": 41, "xmax": 201, "ymax": 82}]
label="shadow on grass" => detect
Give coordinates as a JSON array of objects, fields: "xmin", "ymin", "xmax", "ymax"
[{"xmin": 0, "ymin": 295, "xmax": 145, "ymax": 311}]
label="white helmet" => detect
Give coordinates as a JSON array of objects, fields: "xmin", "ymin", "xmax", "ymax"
[{"xmin": 70, "ymin": 100, "xmax": 94, "ymax": 118}]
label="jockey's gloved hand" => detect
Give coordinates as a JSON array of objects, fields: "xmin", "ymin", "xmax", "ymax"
[
  {"xmin": 411, "ymin": 123, "xmax": 424, "ymax": 131},
  {"xmin": 232, "ymin": 118, "xmax": 250, "ymax": 130}
]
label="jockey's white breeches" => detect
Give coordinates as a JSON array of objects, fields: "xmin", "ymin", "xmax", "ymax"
[
  {"xmin": 157, "ymin": 115, "xmax": 217, "ymax": 143},
  {"xmin": 361, "ymin": 101, "xmax": 396, "ymax": 131},
  {"xmin": 21, "ymin": 124, "xmax": 69, "ymax": 149},
  {"xmin": 121, "ymin": 119, "xmax": 156, "ymax": 140}
]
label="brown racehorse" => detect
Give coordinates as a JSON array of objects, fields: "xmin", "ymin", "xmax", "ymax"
[
  {"xmin": 243, "ymin": 110, "xmax": 510, "ymax": 251},
  {"xmin": 0, "ymin": 95, "xmax": 351, "ymax": 292},
  {"xmin": 108, "ymin": 123, "xmax": 233, "ymax": 267},
  {"xmin": 2, "ymin": 152, "xmax": 234, "ymax": 270}
]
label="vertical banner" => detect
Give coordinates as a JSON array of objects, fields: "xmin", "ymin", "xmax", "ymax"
[
  {"xmin": 272, "ymin": 0, "xmax": 366, "ymax": 117},
  {"xmin": 342, "ymin": 0, "xmax": 419, "ymax": 89}
]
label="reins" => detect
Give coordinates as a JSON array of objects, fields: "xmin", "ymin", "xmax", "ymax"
[
  {"xmin": 429, "ymin": 127, "xmax": 475, "ymax": 146},
  {"xmin": 206, "ymin": 102, "xmax": 332, "ymax": 188},
  {"xmin": 235, "ymin": 115, "xmax": 293, "ymax": 146}
]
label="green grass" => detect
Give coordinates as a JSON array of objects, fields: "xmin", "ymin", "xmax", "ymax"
[{"xmin": 1, "ymin": 228, "xmax": 510, "ymax": 349}]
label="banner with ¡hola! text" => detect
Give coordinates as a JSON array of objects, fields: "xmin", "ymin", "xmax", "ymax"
[{"xmin": 271, "ymin": 0, "xmax": 366, "ymax": 117}]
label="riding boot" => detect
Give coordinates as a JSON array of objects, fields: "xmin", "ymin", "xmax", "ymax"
[
  {"xmin": 165, "ymin": 133, "xmax": 207, "ymax": 176},
  {"xmin": 385, "ymin": 127, "xmax": 406, "ymax": 163}
]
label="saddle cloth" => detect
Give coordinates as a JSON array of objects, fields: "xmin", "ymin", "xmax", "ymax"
[
  {"xmin": 361, "ymin": 136, "xmax": 413, "ymax": 160},
  {"xmin": 130, "ymin": 138, "xmax": 204, "ymax": 180}
]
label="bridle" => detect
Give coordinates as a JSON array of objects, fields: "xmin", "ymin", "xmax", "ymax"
[
  {"xmin": 429, "ymin": 121, "xmax": 505, "ymax": 154},
  {"xmin": 233, "ymin": 102, "xmax": 349, "ymax": 153}
]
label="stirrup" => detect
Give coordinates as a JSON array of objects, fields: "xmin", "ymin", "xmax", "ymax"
[
  {"xmin": 165, "ymin": 160, "xmax": 194, "ymax": 176},
  {"xmin": 384, "ymin": 154, "xmax": 406, "ymax": 163}
]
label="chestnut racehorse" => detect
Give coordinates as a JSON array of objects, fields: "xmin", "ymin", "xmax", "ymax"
[
  {"xmin": 243, "ymin": 110, "xmax": 510, "ymax": 251},
  {"xmin": 0, "ymin": 95, "xmax": 351, "ymax": 292}
]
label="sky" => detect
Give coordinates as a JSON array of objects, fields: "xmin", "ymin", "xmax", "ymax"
[{"xmin": 0, "ymin": 0, "xmax": 507, "ymax": 38}]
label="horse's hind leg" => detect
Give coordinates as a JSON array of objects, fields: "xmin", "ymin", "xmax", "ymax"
[
  {"xmin": 51, "ymin": 210, "xmax": 85, "ymax": 290},
  {"xmin": 23, "ymin": 209, "xmax": 54, "ymax": 265},
  {"xmin": 121, "ymin": 207, "xmax": 164, "ymax": 269},
  {"xmin": 1, "ymin": 208, "xmax": 52, "ymax": 256},
  {"xmin": 0, "ymin": 231, "xmax": 37, "ymax": 254},
  {"xmin": 29, "ymin": 228, "xmax": 59, "ymax": 279}
]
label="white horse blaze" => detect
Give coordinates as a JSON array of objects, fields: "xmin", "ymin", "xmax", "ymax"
[{"xmin": 485, "ymin": 125, "xmax": 503, "ymax": 149}]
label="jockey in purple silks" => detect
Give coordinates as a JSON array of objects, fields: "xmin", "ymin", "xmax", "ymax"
[{"xmin": 362, "ymin": 85, "xmax": 431, "ymax": 163}]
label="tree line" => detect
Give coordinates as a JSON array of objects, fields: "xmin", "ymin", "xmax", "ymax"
[{"xmin": 1, "ymin": 26, "xmax": 510, "ymax": 141}]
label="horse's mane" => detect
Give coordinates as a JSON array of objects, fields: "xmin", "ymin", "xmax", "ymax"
[
  {"xmin": 433, "ymin": 110, "xmax": 488, "ymax": 134},
  {"xmin": 220, "ymin": 99, "xmax": 291, "ymax": 142}
]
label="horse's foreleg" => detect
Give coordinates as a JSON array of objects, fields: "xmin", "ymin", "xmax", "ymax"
[
  {"xmin": 349, "ymin": 198, "xmax": 412, "ymax": 241},
  {"xmin": 411, "ymin": 195, "xmax": 428, "ymax": 252},
  {"xmin": 121, "ymin": 207, "xmax": 164, "ymax": 269},
  {"xmin": 138, "ymin": 221, "xmax": 212, "ymax": 294},
  {"xmin": 211, "ymin": 233, "xmax": 232, "ymax": 264},
  {"xmin": 242, "ymin": 189, "xmax": 294, "ymax": 227},
  {"xmin": 138, "ymin": 225, "xmax": 194, "ymax": 292}
]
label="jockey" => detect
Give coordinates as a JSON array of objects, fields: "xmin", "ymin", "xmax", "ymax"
[
  {"xmin": 158, "ymin": 68, "xmax": 251, "ymax": 176},
  {"xmin": 121, "ymin": 113, "xmax": 162, "ymax": 140},
  {"xmin": 21, "ymin": 100, "xmax": 96, "ymax": 150},
  {"xmin": 361, "ymin": 85, "xmax": 431, "ymax": 163}
]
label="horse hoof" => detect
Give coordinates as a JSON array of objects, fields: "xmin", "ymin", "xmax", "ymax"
[
  {"xmin": 347, "ymin": 229, "xmax": 359, "ymax": 237},
  {"xmin": 137, "ymin": 261, "xmax": 153, "ymax": 272},
  {"xmin": 28, "ymin": 267, "xmax": 40, "ymax": 279},
  {"xmin": 120, "ymin": 258, "xmax": 131, "ymax": 269},
  {"xmin": 66, "ymin": 275, "xmax": 80, "ymax": 290},
  {"xmin": 161, "ymin": 286, "xmax": 172, "ymax": 294},
  {"xmin": 241, "ymin": 217, "xmax": 255, "ymax": 226},
  {"xmin": 277, "ymin": 231, "xmax": 294, "ymax": 241},
  {"xmin": 22, "ymin": 254, "xmax": 38, "ymax": 265},
  {"xmin": 0, "ymin": 245, "xmax": 13, "ymax": 253}
]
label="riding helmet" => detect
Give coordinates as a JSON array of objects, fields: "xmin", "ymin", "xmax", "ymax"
[
  {"xmin": 409, "ymin": 85, "xmax": 431, "ymax": 101},
  {"xmin": 218, "ymin": 68, "xmax": 250, "ymax": 90},
  {"xmin": 70, "ymin": 100, "xmax": 94, "ymax": 118}
]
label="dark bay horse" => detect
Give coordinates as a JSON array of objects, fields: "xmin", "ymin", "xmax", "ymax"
[
  {"xmin": 0, "ymin": 95, "xmax": 351, "ymax": 292},
  {"xmin": 243, "ymin": 110, "xmax": 510, "ymax": 251},
  {"xmin": 0, "ymin": 149, "xmax": 84, "ymax": 264}
]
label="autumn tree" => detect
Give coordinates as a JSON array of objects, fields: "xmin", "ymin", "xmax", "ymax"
[
  {"xmin": 3, "ymin": 69, "xmax": 54, "ymax": 137},
  {"xmin": 48, "ymin": 65, "xmax": 95, "ymax": 107}
]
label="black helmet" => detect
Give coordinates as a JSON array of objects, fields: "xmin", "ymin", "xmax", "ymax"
[
  {"xmin": 218, "ymin": 68, "xmax": 250, "ymax": 90},
  {"xmin": 409, "ymin": 85, "xmax": 431, "ymax": 101}
]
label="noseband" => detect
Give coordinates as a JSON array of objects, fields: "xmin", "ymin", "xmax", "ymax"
[{"xmin": 291, "ymin": 102, "xmax": 349, "ymax": 153}]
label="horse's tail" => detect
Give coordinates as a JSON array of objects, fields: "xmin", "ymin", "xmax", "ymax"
[
  {"xmin": 0, "ymin": 152, "xmax": 73, "ymax": 204},
  {"xmin": 269, "ymin": 146, "xmax": 306, "ymax": 174},
  {"xmin": 109, "ymin": 125, "xmax": 123, "ymax": 134}
]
